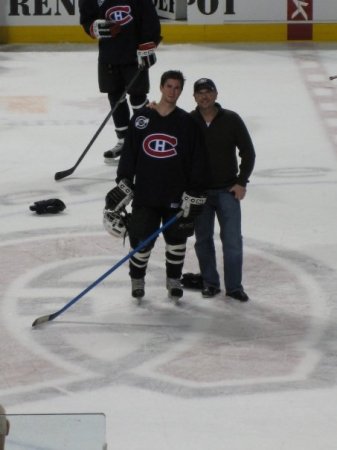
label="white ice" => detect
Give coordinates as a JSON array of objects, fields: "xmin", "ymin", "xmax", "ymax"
[{"xmin": 1, "ymin": 41, "xmax": 337, "ymax": 449}]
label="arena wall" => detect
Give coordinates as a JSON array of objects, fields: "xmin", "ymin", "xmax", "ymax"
[{"xmin": 0, "ymin": 0, "xmax": 336, "ymax": 44}]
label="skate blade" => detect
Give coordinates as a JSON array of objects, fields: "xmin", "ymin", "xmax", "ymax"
[
  {"xmin": 132, "ymin": 295, "xmax": 143, "ymax": 306},
  {"xmin": 104, "ymin": 158, "xmax": 120, "ymax": 166},
  {"xmin": 170, "ymin": 296, "xmax": 182, "ymax": 306}
]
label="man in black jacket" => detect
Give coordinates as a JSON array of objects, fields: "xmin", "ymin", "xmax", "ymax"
[
  {"xmin": 191, "ymin": 78, "xmax": 256, "ymax": 301},
  {"xmin": 104, "ymin": 71, "xmax": 207, "ymax": 303},
  {"xmin": 79, "ymin": 0, "xmax": 161, "ymax": 164}
]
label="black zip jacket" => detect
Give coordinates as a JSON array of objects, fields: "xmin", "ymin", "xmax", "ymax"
[
  {"xmin": 79, "ymin": 0, "xmax": 161, "ymax": 65},
  {"xmin": 190, "ymin": 103, "xmax": 256, "ymax": 188}
]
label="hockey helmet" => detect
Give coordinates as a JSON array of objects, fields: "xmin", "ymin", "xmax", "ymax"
[{"xmin": 103, "ymin": 208, "xmax": 130, "ymax": 238}]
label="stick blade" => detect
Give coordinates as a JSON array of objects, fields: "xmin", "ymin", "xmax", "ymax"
[
  {"xmin": 32, "ymin": 314, "xmax": 52, "ymax": 327},
  {"xmin": 54, "ymin": 168, "xmax": 75, "ymax": 181}
]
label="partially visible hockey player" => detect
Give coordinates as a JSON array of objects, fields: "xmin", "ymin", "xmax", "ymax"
[
  {"xmin": 0, "ymin": 404, "xmax": 9, "ymax": 450},
  {"xmin": 79, "ymin": 0, "xmax": 161, "ymax": 164},
  {"xmin": 104, "ymin": 70, "xmax": 208, "ymax": 302}
]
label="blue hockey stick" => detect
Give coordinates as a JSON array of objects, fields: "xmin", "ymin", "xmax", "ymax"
[{"xmin": 32, "ymin": 211, "xmax": 183, "ymax": 327}]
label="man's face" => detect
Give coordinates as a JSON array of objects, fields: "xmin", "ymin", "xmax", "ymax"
[
  {"xmin": 194, "ymin": 88, "xmax": 217, "ymax": 108},
  {"xmin": 160, "ymin": 78, "xmax": 183, "ymax": 104}
]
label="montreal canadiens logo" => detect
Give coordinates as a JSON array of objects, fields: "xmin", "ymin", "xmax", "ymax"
[
  {"xmin": 143, "ymin": 134, "xmax": 178, "ymax": 158},
  {"xmin": 105, "ymin": 5, "xmax": 132, "ymax": 25}
]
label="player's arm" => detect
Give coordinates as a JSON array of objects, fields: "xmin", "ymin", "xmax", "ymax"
[
  {"xmin": 138, "ymin": 0, "xmax": 161, "ymax": 45},
  {"xmin": 116, "ymin": 119, "xmax": 139, "ymax": 185},
  {"xmin": 78, "ymin": 0, "xmax": 98, "ymax": 36},
  {"xmin": 136, "ymin": 0, "xmax": 162, "ymax": 68}
]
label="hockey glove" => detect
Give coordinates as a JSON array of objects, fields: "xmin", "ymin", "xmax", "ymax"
[
  {"xmin": 105, "ymin": 179, "xmax": 133, "ymax": 212},
  {"xmin": 137, "ymin": 42, "xmax": 157, "ymax": 69},
  {"xmin": 29, "ymin": 198, "xmax": 66, "ymax": 215},
  {"xmin": 90, "ymin": 20, "xmax": 121, "ymax": 39},
  {"xmin": 180, "ymin": 192, "xmax": 207, "ymax": 219}
]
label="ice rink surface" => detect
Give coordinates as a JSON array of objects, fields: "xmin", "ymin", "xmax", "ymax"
[{"xmin": 1, "ymin": 41, "xmax": 337, "ymax": 449}]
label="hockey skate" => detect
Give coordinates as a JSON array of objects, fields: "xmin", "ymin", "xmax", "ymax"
[
  {"xmin": 131, "ymin": 278, "xmax": 145, "ymax": 304},
  {"xmin": 166, "ymin": 278, "xmax": 183, "ymax": 305},
  {"xmin": 104, "ymin": 139, "xmax": 124, "ymax": 165}
]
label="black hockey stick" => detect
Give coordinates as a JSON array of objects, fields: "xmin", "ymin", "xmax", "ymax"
[
  {"xmin": 54, "ymin": 67, "xmax": 143, "ymax": 181},
  {"xmin": 32, "ymin": 211, "xmax": 183, "ymax": 327}
]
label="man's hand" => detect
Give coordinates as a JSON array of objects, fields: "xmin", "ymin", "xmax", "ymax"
[{"xmin": 229, "ymin": 184, "xmax": 246, "ymax": 200}]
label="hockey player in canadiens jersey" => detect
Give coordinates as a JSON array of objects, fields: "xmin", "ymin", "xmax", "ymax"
[
  {"xmin": 79, "ymin": 0, "xmax": 161, "ymax": 164},
  {"xmin": 104, "ymin": 70, "xmax": 209, "ymax": 303}
]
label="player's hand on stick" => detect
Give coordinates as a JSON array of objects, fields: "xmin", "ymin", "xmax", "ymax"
[
  {"xmin": 105, "ymin": 179, "xmax": 133, "ymax": 212},
  {"xmin": 90, "ymin": 20, "xmax": 121, "ymax": 39},
  {"xmin": 180, "ymin": 192, "xmax": 207, "ymax": 219},
  {"xmin": 137, "ymin": 42, "xmax": 157, "ymax": 69}
]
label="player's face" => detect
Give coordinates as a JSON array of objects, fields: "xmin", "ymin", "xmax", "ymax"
[
  {"xmin": 160, "ymin": 79, "xmax": 183, "ymax": 104},
  {"xmin": 194, "ymin": 89, "xmax": 217, "ymax": 108}
]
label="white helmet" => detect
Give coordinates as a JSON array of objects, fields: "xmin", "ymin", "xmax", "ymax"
[{"xmin": 103, "ymin": 208, "xmax": 130, "ymax": 238}]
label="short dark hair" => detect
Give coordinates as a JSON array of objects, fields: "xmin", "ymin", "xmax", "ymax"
[{"xmin": 160, "ymin": 70, "xmax": 185, "ymax": 89}]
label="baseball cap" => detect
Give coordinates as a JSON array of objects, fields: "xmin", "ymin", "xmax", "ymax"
[{"xmin": 194, "ymin": 78, "xmax": 217, "ymax": 93}]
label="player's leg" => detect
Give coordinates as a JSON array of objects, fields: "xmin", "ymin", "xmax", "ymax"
[
  {"xmin": 163, "ymin": 209, "xmax": 194, "ymax": 301},
  {"xmin": 124, "ymin": 64, "xmax": 150, "ymax": 114},
  {"xmin": 128, "ymin": 206, "xmax": 161, "ymax": 300},
  {"xmin": 98, "ymin": 63, "xmax": 130, "ymax": 164}
]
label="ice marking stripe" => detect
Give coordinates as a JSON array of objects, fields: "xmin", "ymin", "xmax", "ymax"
[{"xmin": 292, "ymin": 44, "xmax": 337, "ymax": 157}]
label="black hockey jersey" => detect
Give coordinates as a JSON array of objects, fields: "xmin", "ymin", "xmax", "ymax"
[
  {"xmin": 117, "ymin": 107, "xmax": 208, "ymax": 207},
  {"xmin": 79, "ymin": 0, "xmax": 161, "ymax": 65}
]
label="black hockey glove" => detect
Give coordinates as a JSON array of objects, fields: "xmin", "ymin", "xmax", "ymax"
[
  {"xmin": 90, "ymin": 20, "xmax": 121, "ymax": 39},
  {"xmin": 29, "ymin": 198, "xmax": 66, "ymax": 215},
  {"xmin": 105, "ymin": 179, "xmax": 133, "ymax": 212},
  {"xmin": 181, "ymin": 273, "xmax": 203, "ymax": 290},
  {"xmin": 180, "ymin": 192, "xmax": 207, "ymax": 219},
  {"xmin": 137, "ymin": 42, "xmax": 157, "ymax": 69}
]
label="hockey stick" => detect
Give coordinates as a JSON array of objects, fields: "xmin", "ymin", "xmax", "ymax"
[
  {"xmin": 32, "ymin": 211, "xmax": 183, "ymax": 327},
  {"xmin": 329, "ymin": 75, "xmax": 337, "ymax": 80},
  {"xmin": 54, "ymin": 67, "xmax": 143, "ymax": 181}
]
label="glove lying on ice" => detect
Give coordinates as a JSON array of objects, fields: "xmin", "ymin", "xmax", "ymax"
[
  {"xmin": 29, "ymin": 199, "xmax": 66, "ymax": 215},
  {"xmin": 105, "ymin": 179, "xmax": 133, "ymax": 212},
  {"xmin": 180, "ymin": 192, "xmax": 207, "ymax": 219},
  {"xmin": 137, "ymin": 42, "xmax": 157, "ymax": 69},
  {"xmin": 90, "ymin": 19, "xmax": 121, "ymax": 39}
]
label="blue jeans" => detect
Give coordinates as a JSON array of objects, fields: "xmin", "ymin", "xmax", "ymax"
[{"xmin": 194, "ymin": 189, "xmax": 243, "ymax": 293}]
